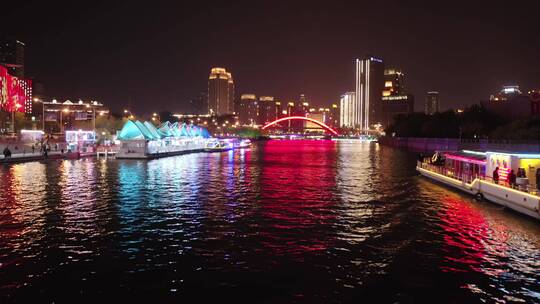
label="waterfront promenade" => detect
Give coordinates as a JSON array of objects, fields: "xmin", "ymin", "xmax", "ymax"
[{"xmin": 0, "ymin": 151, "xmax": 65, "ymax": 163}]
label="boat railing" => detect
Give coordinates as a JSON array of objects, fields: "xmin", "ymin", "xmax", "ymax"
[
  {"xmin": 417, "ymin": 160, "xmax": 540, "ymax": 196},
  {"xmin": 416, "ymin": 161, "xmax": 476, "ymax": 183}
]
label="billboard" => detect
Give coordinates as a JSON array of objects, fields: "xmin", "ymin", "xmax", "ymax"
[{"xmin": 0, "ymin": 65, "xmax": 31, "ymax": 113}]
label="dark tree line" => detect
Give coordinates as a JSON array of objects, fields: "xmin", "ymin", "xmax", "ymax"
[{"xmin": 385, "ymin": 104, "xmax": 540, "ymax": 140}]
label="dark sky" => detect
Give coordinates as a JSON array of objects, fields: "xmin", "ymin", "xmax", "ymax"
[{"xmin": 2, "ymin": 0, "xmax": 539, "ymax": 113}]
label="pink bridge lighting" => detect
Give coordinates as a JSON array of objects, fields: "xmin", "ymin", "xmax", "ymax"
[{"xmin": 261, "ymin": 116, "xmax": 339, "ymax": 136}]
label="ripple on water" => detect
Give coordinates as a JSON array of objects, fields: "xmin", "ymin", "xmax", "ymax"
[{"xmin": 0, "ymin": 141, "xmax": 538, "ymax": 303}]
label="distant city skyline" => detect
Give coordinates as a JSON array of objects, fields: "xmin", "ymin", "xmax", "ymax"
[{"xmin": 1, "ymin": 1, "xmax": 539, "ymax": 114}]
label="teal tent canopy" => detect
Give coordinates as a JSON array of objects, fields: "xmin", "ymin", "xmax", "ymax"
[{"xmin": 118, "ymin": 120, "xmax": 212, "ymax": 140}]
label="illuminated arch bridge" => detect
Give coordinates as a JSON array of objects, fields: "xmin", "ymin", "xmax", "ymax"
[{"xmin": 261, "ymin": 116, "xmax": 339, "ymax": 136}]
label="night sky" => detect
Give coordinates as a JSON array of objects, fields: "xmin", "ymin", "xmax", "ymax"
[{"xmin": 2, "ymin": 0, "xmax": 539, "ymax": 114}]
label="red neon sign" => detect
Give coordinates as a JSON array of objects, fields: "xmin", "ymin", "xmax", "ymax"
[{"xmin": 261, "ymin": 116, "xmax": 339, "ymax": 136}]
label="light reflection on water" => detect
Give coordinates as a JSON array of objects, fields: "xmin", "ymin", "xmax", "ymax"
[{"xmin": 0, "ymin": 140, "xmax": 538, "ymax": 302}]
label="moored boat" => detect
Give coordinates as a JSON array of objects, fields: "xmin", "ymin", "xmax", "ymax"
[
  {"xmin": 204, "ymin": 139, "xmax": 233, "ymax": 152},
  {"xmin": 417, "ymin": 150, "xmax": 540, "ymax": 220}
]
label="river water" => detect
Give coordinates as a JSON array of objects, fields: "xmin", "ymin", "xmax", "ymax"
[{"xmin": 0, "ymin": 140, "xmax": 539, "ymax": 303}]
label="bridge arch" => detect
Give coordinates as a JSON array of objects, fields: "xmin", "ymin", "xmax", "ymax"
[{"xmin": 261, "ymin": 116, "xmax": 339, "ymax": 136}]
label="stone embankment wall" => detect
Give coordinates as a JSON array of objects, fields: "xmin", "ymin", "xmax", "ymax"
[{"xmin": 379, "ymin": 137, "xmax": 540, "ymax": 153}]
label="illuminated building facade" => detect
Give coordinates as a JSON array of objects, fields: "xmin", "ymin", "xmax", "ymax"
[
  {"xmin": 381, "ymin": 68, "xmax": 414, "ymax": 127},
  {"xmin": 490, "ymin": 85, "xmax": 521, "ymax": 101},
  {"xmin": 425, "ymin": 91, "xmax": 440, "ymax": 115},
  {"xmin": 482, "ymin": 86, "xmax": 540, "ymax": 119},
  {"xmin": 328, "ymin": 103, "xmax": 339, "ymax": 127},
  {"xmin": 0, "ymin": 38, "xmax": 25, "ymax": 78},
  {"xmin": 0, "ymin": 64, "xmax": 31, "ymax": 113},
  {"xmin": 238, "ymin": 94, "xmax": 256, "ymax": 125},
  {"xmin": 356, "ymin": 56, "xmax": 384, "ymax": 129},
  {"xmin": 43, "ymin": 99, "xmax": 109, "ymax": 133},
  {"xmin": 208, "ymin": 67, "xmax": 234, "ymax": 116},
  {"xmin": 258, "ymin": 96, "xmax": 275, "ymax": 125},
  {"xmin": 274, "ymin": 101, "xmax": 282, "ymax": 119},
  {"xmin": 382, "ymin": 68, "xmax": 404, "ymax": 97},
  {"xmin": 340, "ymin": 92, "xmax": 356, "ymax": 128}
]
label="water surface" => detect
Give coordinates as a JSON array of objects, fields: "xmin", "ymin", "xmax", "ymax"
[{"xmin": 0, "ymin": 140, "xmax": 539, "ymax": 302}]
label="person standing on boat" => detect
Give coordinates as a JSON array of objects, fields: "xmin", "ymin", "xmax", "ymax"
[
  {"xmin": 493, "ymin": 167, "xmax": 499, "ymax": 184},
  {"xmin": 509, "ymin": 170, "xmax": 517, "ymax": 188}
]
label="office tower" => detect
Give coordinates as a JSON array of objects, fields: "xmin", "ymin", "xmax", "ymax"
[
  {"xmin": 383, "ymin": 68, "xmax": 405, "ymax": 96},
  {"xmin": 425, "ymin": 91, "xmax": 440, "ymax": 115},
  {"xmin": 208, "ymin": 67, "xmax": 234, "ymax": 116},
  {"xmin": 258, "ymin": 96, "xmax": 275, "ymax": 125},
  {"xmin": 0, "ymin": 38, "xmax": 25, "ymax": 78},
  {"xmin": 246, "ymin": 94, "xmax": 259, "ymax": 125},
  {"xmin": 355, "ymin": 56, "xmax": 384, "ymax": 129},
  {"xmin": 239, "ymin": 94, "xmax": 256, "ymax": 125},
  {"xmin": 274, "ymin": 100, "xmax": 282, "ymax": 119},
  {"xmin": 381, "ymin": 68, "xmax": 414, "ymax": 127},
  {"xmin": 188, "ymin": 91, "xmax": 208, "ymax": 115},
  {"xmin": 328, "ymin": 103, "xmax": 339, "ymax": 127},
  {"xmin": 340, "ymin": 92, "xmax": 356, "ymax": 128}
]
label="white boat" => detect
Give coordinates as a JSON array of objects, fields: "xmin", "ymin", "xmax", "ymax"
[
  {"xmin": 236, "ymin": 139, "xmax": 251, "ymax": 149},
  {"xmin": 359, "ymin": 135, "xmax": 377, "ymax": 142},
  {"xmin": 417, "ymin": 150, "xmax": 540, "ymax": 220},
  {"xmin": 204, "ymin": 139, "xmax": 234, "ymax": 152}
]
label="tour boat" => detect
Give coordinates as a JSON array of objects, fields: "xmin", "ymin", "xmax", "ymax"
[
  {"xmin": 204, "ymin": 139, "xmax": 234, "ymax": 152},
  {"xmin": 236, "ymin": 139, "xmax": 252, "ymax": 149},
  {"xmin": 359, "ymin": 135, "xmax": 378, "ymax": 142},
  {"xmin": 417, "ymin": 150, "xmax": 540, "ymax": 220}
]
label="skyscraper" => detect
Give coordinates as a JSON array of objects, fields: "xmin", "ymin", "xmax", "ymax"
[
  {"xmin": 382, "ymin": 68, "xmax": 405, "ymax": 97},
  {"xmin": 208, "ymin": 67, "xmax": 234, "ymax": 116},
  {"xmin": 239, "ymin": 94, "xmax": 256, "ymax": 125},
  {"xmin": 381, "ymin": 68, "xmax": 414, "ymax": 127},
  {"xmin": 0, "ymin": 38, "xmax": 25, "ymax": 78},
  {"xmin": 258, "ymin": 96, "xmax": 275, "ymax": 124},
  {"xmin": 340, "ymin": 92, "xmax": 356, "ymax": 128},
  {"xmin": 425, "ymin": 91, "xmax": 440, "ymax": 115},
  {"xmin": 355, "ymin": 56, "xmax": 384, "ymax": 129},
  {"xmin": 188, "ymin": 91, "xmax": 208, "ymax": 115},
  {"xmin": 328, "ymin": 103, "xmax": 339, "ymax": 127}
]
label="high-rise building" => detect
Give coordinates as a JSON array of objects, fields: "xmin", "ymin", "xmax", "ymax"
[
  {"xmin": 274, "ymin": 100, "xmax": 282, "ymax": 119},
  {"xmin": 238, "ymin": 94, "xmax": 256, "ymax": 125},
  {"xmin": 381, "ymin": 68, "xmax": 414, "ymax": 127},
  {"xmin": 328, "ymin": 103, "xmax": 339, "ymax": 127},
  {"xmin": 425, "ymin": 91, "xmax": 440, "ymax": 115},
  {"xmin": 258, "ymin": 96, "xmax": 275, "ymax": 125},
  {"xmin": 340, "ymin": 92, "xmax": 356, "ymax": 128},
  {"xmin": 208, "ymin": 67, "xmax": 234, "ymax": 116},
  {"xmin": 356, "ymin": 56, "xmax": 384, "ymax": 129},
  {"xmin": 383, "ymin": 68, "xmax": 405, "ymax": 97},
  {"xmin": 188, "ymin": 91, "xmax": 208, "ymax": 115},
  {"xmin": 247, "ymin": 95, "xmax": 260, "ymax": 125},
  {"xmin": 0, "ymin": 38, "xmax": 25, "ymax": 78}
]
